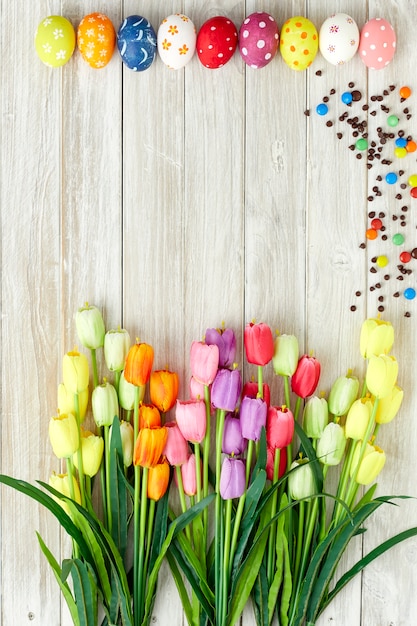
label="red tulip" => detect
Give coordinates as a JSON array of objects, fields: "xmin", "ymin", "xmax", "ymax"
[
  {"xmin": 244, "ymin": 322, "xmax": 274, "ymax": 366},
  {"xmin": 242, "ymin": 381, "xmax": 271, "ymax": 407},
  {"xmin": 266, "ymin": 405, "xmax": 294, "ymax": 450},
  {"xmin": 291, "ymin": 355, "xmax": 321, "ymax": 399},
  {"xmin": 163, "ymin": 421, "xmax": 189, "ymax": 466},
  {"xmin": 266, "ymin": 446, "xmax": 287, "ymax": 481}
]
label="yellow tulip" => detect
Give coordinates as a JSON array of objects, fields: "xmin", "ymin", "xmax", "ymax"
[
  {"xmin": 49, "ymin": 413, "xmax": 79, "ymax": 458},
  {"xmin": 345, "ymin": 397, "xmax": 374, "ymax": 440},
  {"xmin": 63, "ymin": 350, "xmax": 89, "ymax": 394},
  {"xmin": 58, "ymin": 383, "xmax": 88, "ymax": 421},
  {"xmin": 366, "ymin": 354, "xmax": 398, "ymax": 399},
  {"xmin": 350, "ymin": 441, "xmax": 386, "ymax": 485},
  {"xmin": 49, "ymin": 472, "xmax": 81, "ymax": 514},
  {"xmin": 118, "ymin": 421, "xmax": 134, "ymax": 467},
  {"xmin": 92, "ymin": 381, "xmax": 119, "ymax": 427},
  {"xmin": 360, "ymin": 318, "xmax": 394, "ymax": 358},
  {"xmin": 375, "ymin": 385, "xmax": 404, "ymax": 424},
  {"xmin": 73, "ymin": 429, "xmax": 104, "ymax": 477},
  {"xmin": 104, "ymin": 328, "xmax": 131, "ymax": 372}
]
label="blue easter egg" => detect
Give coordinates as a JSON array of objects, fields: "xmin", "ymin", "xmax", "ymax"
[{"xmin": 117, "ymin": 16, "xmax": 156, "ymax": 71}]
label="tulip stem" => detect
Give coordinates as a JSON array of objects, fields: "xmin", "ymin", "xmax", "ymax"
[
  {"xmin": 73, "ymin": 393, "xmax": 86, "ymax": 508},
  {"xmin": 137, "ymin": 467, "xmax": 149, "ymax": 625},
  {"xmin": 66, "ymin": 458, "xmax": 80, "ymax": 559},
  {"xmin": 194, "ymin": 442, "xmax": 202, "ymax": 504},
  {"xmin": 215, "ymin": 409, "xmax": 226, "ymax": 625},
  {"xmin": 133, "ymin": 386, "xmax": 141, "ymax": 626},
  {"xmin": 90, "ymin": 348, "xmax": 99, "ymax": 389},
  {"xmin": 267, "ymin": 448, "xmax": 281, "ymax": 583},
  {"xmin": 222, "ymin": 499, "xmax": 233, "ymax": 624},
  {"xmin": 104, "ymin": 425, "xmax": 112, "ymax": 534},
  {"xmin": 144, "ymin": 499, "xmax": 155, "ymax": 579},
  {"xmin": 245, "ymin": 439, "xmax": 254, "ymax": 488},
  {"xmin": 175, "ymin": 465, "xmax": 192, "ymax": 543},
  {"xmin": 203, "ymin": 384, "xmax": 211, "ymax": 552},
  {"xmin": 257, "ymin": 365, "xmax": 263, "ymax": 398},
  {"xmin": 283, "ymin": 375, "xmax": 291, "ymax": 411}
]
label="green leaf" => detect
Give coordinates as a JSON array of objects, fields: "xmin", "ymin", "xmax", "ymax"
[
  {"xmin": 149, "ymin": 489, "xmax": 169, "ymax": 573},
  {"xmin": 251, "ymin": 562, "xmax": 269, "ymax": 626},
  {"xmin": 109, "ymin": 417, "xmax": 128, "ymax": 558},
  {"xmin": 166, "ymin": 551, "xmax": 196, "ymax": 626},
  {"xmin": 251, "ymin": 428, "xmax": 267, "ymax": 482},
  {"xmin": 294, "ymin": 422, "xmax": 323, "ymax": 493},
  {"xmin": 68, "ymin": 558, "xmax": 98, "ymax": 626}
]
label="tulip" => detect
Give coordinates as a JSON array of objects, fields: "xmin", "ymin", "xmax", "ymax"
[
  {"xmin": 375, "ymin": 385, "xmax": 404, "ymax": 424},
  {"xmin": 49, "ymin": 413, "xmax": 79, "ymax": 458},
  {"xmin": 62, "ymin": 350, "xmax": 89, "ymax": 394},
  {"xmin": 242, "ymin": 381, "xmax": 271, "ymax": 406},
  {"xmin": 189, "ymin": 375, "xmax": 207, "ymax": 401},
  {"xmin": 175, "ymin": 399, "xmax": 206, "ymax": 443},
  {"xmin": 288, "ymin": 458, "xmax": 316, "ymax": 500},
  {"xmin": 302, "ymin": 396, "xmax": 328, "ymax": 439},
  {"xmin": 345, "ymin": 397, "xmax": 374, "ymax": 440},
  {"xmin": 205, "ymin": 327, "xmax": 236, "ymax": 368},
  {"xmin": 272, "ymin": 333, "xmax": 299, "ymax": 377},
  {"xmin": 180, "ymin": 454, "xmax": 201, "ymax": 496},
  {"xmin": 350, "ymin": 441, "xmax": 386, "ymax": 485},
  {"xmin": 148, "ymin": 459, "xmax": 170, "ymax": 501},
  {"xmin": 118, "ymin": 371, "xmax": 142, "ymax": 410},
  {"xmin": 133, "ymin": 427, "xmax": 168, "ymax": 468},
  {"xmin": 266, "ymin": 405, "xmax": 294, "ymax": 450},
  {"xmin": 104, "ymin": 328, "xmax": 131, "ymax": 372},
  {"xmin": 190, "ymin": 341, "xmax": 219, "ymax": 386},
  {"xmin": 49, "ymin": 472, "xmax": 82, "ymax": 507},
  {"xmin": 118, "ymin": 420, "xmax": 134, "ymax": 467},
  {"xmin": 92, "ymin": 381, "xmax": 119, "ymax": 427},
  {"xmin": 211, "ymin": 368, "xmax": 242, "ymax": 412},
  {"xmin": 222, "ymin": 414, "xmax": 247, "ymax": 455},
  {"xmin": 73, "ymin": 429, "xmax": 104, "ymax": 477},
  {"xmin": 328, "ymin": 372, "xmax": 359, "ymax": 417},
  {"xmin": 58, "ymin": 383, "xmax": 88, "ymax": 422},
  {"xmin": 240, "ymin": 396, "xmax": 267, "ymax": 441},
  {"xmin": 366, "ymin": 354, "xmax": 398, "ymax": 399},
  {"xmin": 139, "ymin": 403, "xmax": 161, "ymax": 429},
  {"xmin": 124, "ymin": 342, "xmax": 154, "ymax": 387},
  {"xmin": 75, "ymin": 304, "xmax": 105, "ymax": 350},
  {"xmin": 220, "ymin": 457, "xmax": 246, "ymax": 499},
  {"xmin": 266, "ymin": 446, "xmax": 287, "ymax": 481},
  {"xmin": 291, "ymin": 355, "xmax": 321, "ymax": 399},
  {"xmin": 316, "ymin": 423, "xmax": 346, "ymax": 466},
  {"xmin": 244, "ymin": 322, "xmax": 274, "ymax": 366},
  {"xmin": 150, "ymin": 369, "xmax": 179, "ymax": 413},
  {"xmin": 163, "ymin": 421, "xmax": 189, "ymax": 466},
  {"xmin": 360, "ymin": 318, "xmax": 394, "ymax": 358}
]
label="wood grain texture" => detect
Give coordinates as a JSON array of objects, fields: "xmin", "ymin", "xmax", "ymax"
[{"xmin": 2, "ymin": 1, "xmax": 417, "ymax": 625}]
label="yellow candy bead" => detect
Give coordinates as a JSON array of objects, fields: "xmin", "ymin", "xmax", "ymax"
[
  {"xmin": 408, "ymin": 174, "xmax": 417, "ymax": 187},
  {"xmin": 394, "ymin": 147, "xmax": 407, "ymax": 159},
  {"xmin": 376, "ymin": 255, "xmax": 388, "ymax": 268}
]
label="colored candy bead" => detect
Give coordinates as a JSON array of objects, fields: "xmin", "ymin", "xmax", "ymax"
[
  {"xmin": 408, "ymin": 174, "xmax": 417, "ymax": 187},
  {"xmin": 400, "ymin": 86, "xmax": 412, "ymax": 99},
  {"xmin": 395, "ymin": 137, "xmax": 407, "ymax": 148},
  {"xmin": 399, "ymin": 251, "xmax": 412, "ymax": 263},
  {"xmin": 404, "ymin": 288, "xmax": 416, "ymax": 300},
  {"xmin": 410, "ymin": 187, "xmax": 417, "ymax": 198},
  {"xmin": 385, "ymin": 172, "xmax": 397, "ymax": 184},
  {"xmin": 371, "ymin": 218, "xmax": 382, "ymax": 230},
  {"xmin": 376, "ymin": 255, "xmax": 388, "ymax": 267},
  {"xmin": 406, "ymin": 140, "xmax": 417, "ymax": 153},
  {"xmin": 356, "ymin": 138, "xmax": 368, "ymax": 151},
  {"xmin": 394, "ymin": 147, "xmax": 407, "ymax": 158},
  {"xmin": 366, "ymin": 228, "xmax": 377, "ymax": 240},
  {"xmin": 392, "ymin": 233, "xmax": 404, "ymax": 245},
  {"xmin": 341, "ymin": 91, "xmax": 353, "ymax": 104},
  {"xmin": 316, "ymin": 103, "xmax": 328, "ymax": 116},
  {"xmin": 387, "ymin": 115, "xmax": 399, "ymax": 127}
]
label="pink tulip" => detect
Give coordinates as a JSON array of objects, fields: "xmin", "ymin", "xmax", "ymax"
[
  {"xmin": 244, "ymin": 322, "xmax": 274, "ymax": 366},
  {"xmin": 291, "ymin": 355, "xmax": 321, "ymax": 399},
  {"xmin": 163, "ymin": 421, "xmax": 189, "ymax": 466},
  {"xmin": 175, "ymin": 399, "xmax": 207, "ymax": 443},
  {"xmin": 189, "ymin": 375, "xmax": 207, "ymax": 400},
  {"xmin": 266, "ymin": 405, "xmax": 294, "ymax": 450},
  {"xmin": 190, "ymin": 341, "xmax": 219, "ymax": 386},
  {"xmin": 180, "ymin": 453, "xmax": 202, "ymax": 496}
]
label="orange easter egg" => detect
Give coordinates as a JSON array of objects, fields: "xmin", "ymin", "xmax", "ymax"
[{"xmin": 77, "ymin": 13, "xmax": 115, "ymax": 68}]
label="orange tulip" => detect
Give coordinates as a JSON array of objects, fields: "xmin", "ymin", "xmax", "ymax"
[
  {"xmin": 124, "ymin": 342, "xmax": 154, "ymax": 387},
  {"xmin": 133, "ymin": 427, "xmax": 167, "ymax": 468},
  {"xmin": 150, "ymin": 370, "xmax": 179, "ymax": 413},
  {"xmin": 139, "ymin": 403, "xmax": 161, "ymax": 429},
  {"xmin": 147, "ymin": 459, "xmax": 170, "ymax": 501}
]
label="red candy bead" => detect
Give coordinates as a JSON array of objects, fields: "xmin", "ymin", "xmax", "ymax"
[
  {"xmin": 370, "ymin": 218, "xmax": 382, "ymax": 230},
  {"xmin": 399, "ymin": 251, "xmax": 412, "ymax": 263},
  {"xmin": 410, "ymin": 187, "xmax": 417, "ymax": 198}
]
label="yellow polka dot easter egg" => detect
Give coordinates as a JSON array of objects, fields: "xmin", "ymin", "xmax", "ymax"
[
  {"xmin": 280, "ymin": 16, "xmax": 318, "ymax": 71},
  {"xmin": 35, "ymin": 16, "xmax": 76, "ymax": 67},
  {"xmin": 77, "ymin": 13, "xmax": 116, "ymax": 69}
]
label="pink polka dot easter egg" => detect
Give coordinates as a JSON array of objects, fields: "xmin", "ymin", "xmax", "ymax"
[
  {"xmin": 359, "ymin": 18, "xmax": 396, "ymax": 69},
  {"xmin": 238, "ymin": 12, "xmax": 279, "ymax": 69},
  {"xmin": 157, "ymin": 14, "xmax": 196, "ymax": 69},
  {"xmin": 319, "ymin": 13, "xmax": 359, "ymax": 65},
  {"xmin": 197, "ymin": 16, "xmax": 238, "ymax": 69},
  {"xmin": 280, "ymin": 16, "xmax": 318, "ymax": 71}
]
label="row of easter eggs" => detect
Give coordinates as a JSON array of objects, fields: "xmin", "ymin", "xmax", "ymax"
[{"xmin": 35, "ymin": 12, "xmax": 396, "ymax": 72}]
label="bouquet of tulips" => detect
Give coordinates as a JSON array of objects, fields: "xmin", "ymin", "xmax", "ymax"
[{"xmin": 1, "ymin": 306, "xmax": 416, "ymax": 626}]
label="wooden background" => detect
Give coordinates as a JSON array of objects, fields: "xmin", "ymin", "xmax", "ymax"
[{"xmin": 2, "ymin": 1, "xmax": 417, "ymax": 624}]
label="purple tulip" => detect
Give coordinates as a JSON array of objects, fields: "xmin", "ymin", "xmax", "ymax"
[
  {"xmin": 205, "ymin": 327, "xmax": 236, "ymax": 368},
  {"xmin": 240, "ymin": 395, "xmax": 267, "ymax": 441},
  {"xmin": 222, "ymin": 414, "xmax": 247, "ymax": 455},
  {"xmin": 220, "ymin": 457, "xmax": 246, "ymax": 499},
  {"xmin": 211, "ymin": 368, "xmax": 242, "ymax": 412}
]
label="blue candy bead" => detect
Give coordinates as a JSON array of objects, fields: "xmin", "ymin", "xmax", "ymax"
[
  {"xmin": 385, "ymin": 172, "xmax": 398, "ymax": 185},
  {"xmin": 316, "ymin": 103, "xmax": 329, "ymax": 116},
  {"xmin": 404, "ymin": 287, "xmax": 416, "ymax": 300},
  {"xmin": 117, "ymin": 16, "xmax": 156, "ymax": 71},
  {"xmin": 341, "ymin": 91, "xmax": 353, "ymax": 104},
  {"xmin": 395, "ymin": 137, "xmax": 407, "ymax": 148}
]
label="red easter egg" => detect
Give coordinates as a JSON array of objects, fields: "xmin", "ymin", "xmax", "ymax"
[{"xmin": 197, "ymin": 16, "xmax": 238, "ymax": 69}]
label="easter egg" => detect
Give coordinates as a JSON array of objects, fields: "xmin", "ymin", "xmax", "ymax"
[
  {"xmin": 359, "ymin": 18, "xmax": 396, "ymax": 69},
  {"xmin": 196, "ymin": 16, "xmax": 238, "ymax": 69},
  {"xmin": 238, "ymin": 12, "xmax": 279, "ymax": 69},
  {"xmin": 157, "ymin": 14, "xmax": 196, "ymax": 70},
  {"xmin": 319, "ymin": 13, "xmax": 359, "ymax": 65},
  {"xmin": 117, "ymin": 16, "xmax": 156, "ymax": 71},
  {"xmin": 34, "ymin": 15, "xmax": 76, "ymax": 67},
  {"xmin": 77, "ymin": 13, "xmax": 115, "ymax": 69},
  {"xmin": 280, "ymin": 16, "xmax": 318, "ymax": 71}
]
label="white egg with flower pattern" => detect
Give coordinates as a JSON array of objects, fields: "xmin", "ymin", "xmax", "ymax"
[{"xmin": 157, "ymin": 14, "xmax": 196, "ymax": 69}]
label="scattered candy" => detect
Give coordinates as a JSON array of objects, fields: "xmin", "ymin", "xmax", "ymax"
[
  {"xmin": 400, "ymin": 86, "xmax": 412, "ymax": 99},
  {"xmin": 408, "ymin": 174, "xmax": 417, "ymax": 187},
  {"xmin": 406, "ymin": 140, "xmax": 417, "ymax": 152},
  {"xmin": 366, "ymin": 228, "xmax": 378, "ymax": 240},
  {"xmin": 410, "ymin": 187, "xmax": 417, "ymax": 198},
  {"xmin": 387, "ymin": 115, "xmax": 399, "ymax": 127},
  {"xmin": 399, "ymin": 251, "xmax": 412, "ymax": 263},
  {"xmin": 316, "ymin": 103, "xmax": 329, "ymax": 116},
  {"xmin": 376, "ymin": 255, "xmax": 388, "ymax": 267},
  {"xmin": 395, "ymin": 137, "xmax": 407, "ymax": 148},
  {"xmin": 371, "ymin": 218, "xmax": 382, "ymax": 230},
  {"xmin": 404, "ymin": 287, "xmax": 416, "ymax": 300},
  {"xmin": 385, "ymin": 172, "xmax": 398, "ymax": 184},
  {"xmin": 341, "ymin": 91, "xmax": 353, "ymax": 104},
  {"xmin": 392, "ymin": 233, "xmax": 405, "ymax": 245},
  {"xmin": 356, "ymin": 138, "xmax": 368, "ymax": 150},
  {"xmin": 394, "ymin": 147, "xmax": 407, "ymax": 158}
]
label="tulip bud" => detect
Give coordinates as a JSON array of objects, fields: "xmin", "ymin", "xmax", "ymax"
[
  {"xmin": 175, "ymin": 399, "xmax": 206, "ymax": 443},
  {"xmin": 288, "ymin": 458, "xmax": 316, "ymax": 500},
  {"xmin": 205, "ymin": 327, "xmax": 236, "ymax": 368},
  {"xmin": 180, "ymin": 454, "xmax": 201, "ymax": 496},
  {"xmin": 302, "ymin": 396, "xmax": 328, "ymax": 439},
  {"xmin": 75, "ymin": 304, "xmax": 105, "ymax": 350},
  {"xmin": 244, "ymin": 322, "xmax": 274, "ymax": 366},
  {"xmin": 360, "ymin": 318, "xmax": 394, "ymax": 359},
  {"xmin": 63, "ymin": 350, "xmax": 89, "ymax": 394},
  {"xmin": 119, "ymin": 420, "xmax": 134, "ymax": 467},
  {"xmin": 266, "ymin": 405, "xmax": 294, "ymax": 450},
  {"xmin": 366, "ymin": 354, "xmax": 398, "ymax": 399},
  {"xmin": 316, "ymin": 423, "xmax": 346, "ymax": 466},
  {"xmin": 49, "ymin": 413, "xmax": 79, "ymax": 458},
  {"xmin": 375, "ymin": 385, "xmax": 404, "ymax": 424},
  {"xmin": 345, "ymin": 397, "xmax": 373, "ymax": 440},
  {"xmin": 118, "ymin": 371, "xmax": 141, "ymax": 410},
  {"xmin": 350, "ymin": 441, "xmax": 386, "ymax": 485},
  {"xmin": 211, "ymin": 368, "xmax": 242, "ymax": 412},
  {"xmin": 222, "ymin": 414, "xmax": 247, "ymax": 455},
  {"xmin": 133, "ymin": 427, "xmax": 167, "ymax": 468},
  {"xmin": 220, "ymin": 457, "xmax": 246, "ymax": 499},
  {"xmin": 272, "ymin": 334, "xmax": 299, "ymax": 377},
  {"xmin": 58, "ymin": 383, "xmax": 88, "ymax": 422},
  {"xmin": 148, "ymin": 459, "xmax": 170, "ymax": 501},
  {"xmin": 92, "ymin": 381, "xmax": 119, "ymax": 427},
  {"xmin": 49, "ymin": 472, "xmax": 81, "ymax": 513},
  {"xmin": 104, "ymin": 328, "xmax": 131, "ymax": 372},
  {"xmin": 266, "ymin": 446, "xmax": 287, "ymax": 482},
  {"xmin": 291, "ymin": 355, "xmax": 321, "ymax": 399},
  {"xmin": 328, "ymin": 373, "xmax": 359, "ymax": 417},
  {"xmin": 163, "ymin": 421, "xmax": 189, "ymax": 466},
  {"xmin": 139, "ymin": 403, "xmax": 161, "ymax": 429},
  {"xmin": 150, "ymin": 370, "xmax": 179, "ymax": 413},
  {"xmin": 240, "ymin": 395, "xmax": 267, "ymax": 442},
  {"xmin": 190, "ymin": 341, "xmax": 219, "ymax": 386},
  {"xmin": 124, "ymin": 342, "xmax": 154, "ymax": 387},
  {"xmin": 73, "ymin": 429, "xmax": 104, "ymax": 477}
]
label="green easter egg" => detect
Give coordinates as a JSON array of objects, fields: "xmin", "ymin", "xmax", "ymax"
[{"xmin": 35, "ymin": 16, "xmax": 75, "ymax": 67}]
